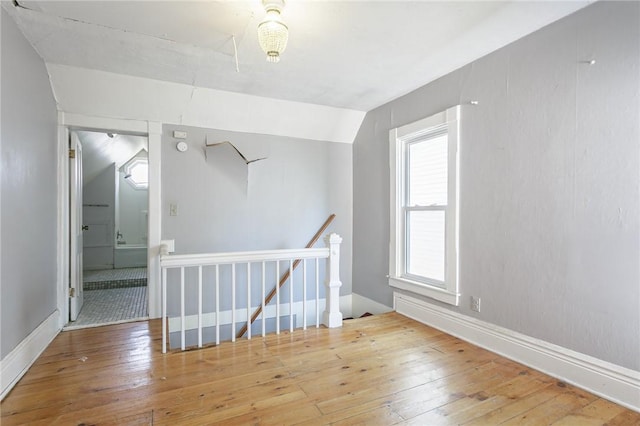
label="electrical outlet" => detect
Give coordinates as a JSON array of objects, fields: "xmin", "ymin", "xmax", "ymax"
[{"xmin": 470, "ymin": 296, "xmax": 481, "ymax": 313}]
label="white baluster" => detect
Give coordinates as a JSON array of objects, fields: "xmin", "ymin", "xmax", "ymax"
[
  {"xmin": 276, "ymin": 261, "xmax": 280, "ymax": 335},
  {"xmin": 232, "ymin": 263, "xmax": 236, "ymax": 343},
  {"xmin": 262, "ymin": 261, "xmax": 266, "ymax": 337},
  {"xmin": 180, "ymin": 266, "xmax": 185, "ymax": 350},
  {"xmin": 289, "ymin": 259, "xmax": 294, "ymax": 333},
  {"xmin": 247, "ymin": 262, "xmax": 251, "ymax": 340},
  {"xmin": 303, "ymin": 259, "xmax": 307, "ymax": 330},
  {"xmin": 315, "ymin": 258, "xmax": 319, "ymax": 328},
  {"xmin": 215, "ymin": 264, "xmax": 220, "ymax": 346},
  {"xmin": 198, "ymin": 265, "xmax": 203, "ymax": 348},
  {"xmin": 162, "ymin": 267, "xmax": 167, "ymax": 353}
]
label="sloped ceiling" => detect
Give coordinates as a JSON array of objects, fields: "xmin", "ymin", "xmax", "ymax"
[
  {"xmin": 77, "ymin": 130, "xmax": 147, "ymax": 186},
  {"xmin": 5, "ymin": 1, "xmax": 592, "ymax": 112}
]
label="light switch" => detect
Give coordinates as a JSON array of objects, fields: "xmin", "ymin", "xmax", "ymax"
[{"xmin": 169, "ymin": 203, "xmax": 178, "ymax": 216}]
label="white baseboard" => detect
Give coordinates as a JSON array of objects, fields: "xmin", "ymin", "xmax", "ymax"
[
  {"xmin": 352, "ymin": 293, "xmax": 393, "ymax": 318},
  {"xmin": 394, "ymin": 292, "xmax": 640, "ymax": 412},
  {"xmin": 169, "ymin": 295, "xmax": 352, "ymax": 332},
  {"xmin": 1, "ymin": 310, "xmax": 61, "ymax": 400},
  {"xmin": 340, "ymin": 294, "xmax": 352, "ymax": 319}
]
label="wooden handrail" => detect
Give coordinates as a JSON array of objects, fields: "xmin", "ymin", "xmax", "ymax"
[{"xmin": 236, "ymin": 214, "xmax": 336, "ymax": 338}]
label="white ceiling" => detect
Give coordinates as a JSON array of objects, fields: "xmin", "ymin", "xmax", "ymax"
[
  {"xmin": 5, "ymin": 1, "xmax": 591, "ymax": 112},
  {"xmin": 77, "ymin": 130, "xmax": 147, "ymax": 185}
]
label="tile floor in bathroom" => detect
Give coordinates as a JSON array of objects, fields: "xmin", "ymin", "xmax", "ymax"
[{"xmin": 68, "ymin": 267, "xmax": 148, "ymax": 328}]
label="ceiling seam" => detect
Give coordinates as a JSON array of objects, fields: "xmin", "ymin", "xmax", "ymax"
[{"xmin": 11, "ymin": 2, "xmax": 188, "ymax": 47}]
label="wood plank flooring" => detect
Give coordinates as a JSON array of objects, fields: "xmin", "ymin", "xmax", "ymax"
[{"xmin": 1, "ymin": 312, "xmax": 638, "ymax": 425}]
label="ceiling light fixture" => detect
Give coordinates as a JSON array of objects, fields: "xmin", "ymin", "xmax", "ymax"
[{"xmin": 257, "ymin": 0, "xmax": 288, "ymax": 63}]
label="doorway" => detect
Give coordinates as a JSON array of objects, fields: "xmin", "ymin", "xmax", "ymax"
[{"xmin": 66, "ymin": 129, "xmax": 150, "ymax": 328}]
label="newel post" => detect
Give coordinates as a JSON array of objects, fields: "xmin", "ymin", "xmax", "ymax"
[{"xmin": 323, "ymin": 233, "xmax": 343, "ymax": 328}]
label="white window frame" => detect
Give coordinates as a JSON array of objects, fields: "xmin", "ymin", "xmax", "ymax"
[
  {"xmin": 389, "ymin": 106, "xmax": 460, "ymax": 306},
  {"xmin": 124, "ymin": 157, "xmax": 149, "ymax": 189}
]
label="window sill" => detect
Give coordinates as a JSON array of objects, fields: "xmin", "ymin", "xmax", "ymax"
[{"xmin": 388, "ymin": 276, "xmax": 459, "ymax": 306}]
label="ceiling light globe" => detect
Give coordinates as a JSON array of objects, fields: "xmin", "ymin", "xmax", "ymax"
[{"xmin": 258, "ymin": 7, "xmax": 288, "ymax": 63}]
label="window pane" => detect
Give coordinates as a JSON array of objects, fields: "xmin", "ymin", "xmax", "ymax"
[
  {"xmin": 407, "ymin": 210, "xmax": 445, "ymax": 282},
  {"xmin": 408, "ymin": 134, "xmax": 448, "ymax": 206},
  {"xmin": 130, "ymin": 163, "xmax": 148, "ymax": 186}
]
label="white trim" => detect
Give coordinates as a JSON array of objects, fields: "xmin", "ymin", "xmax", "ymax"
[
  {"xmin": 351, "ymin": 293, "xmax": 392, "ymax": 318},
  {"xmin": 59, "ymin": 112, "xmax": 148, "ymax": 134},
  {"xmin": 394, "ymin": 292, "xmax": 640, "ymax": 412},
  {"xmin": 388, "ymin": 106, "xmax": 461, "ymax": 306},
  {"xmin": 63, "ymin": 317, "xmax": 148, "ymax": 331},
  {"xmin": 161, "ymin": 248, "xmax": 330, "ymax": 268},
  {"xmin": 1, "ymin": 311, "xmax": 61, "ymax": 400},
  {"xmin": 122, "ymin": 157, "xmax": 148, "ymax": 189},
  {"xmin": 47, "ymin": 64, "xmax": 365, "ymax": 144},
  {"xmin": 147, "ymin": 121, "xmax": 162, "ymax": 319},
  {"xmin": 56, "ymin": 113, "xmax": 162, "ymax": 323},
  {"xmin": 389, "ymin": 276, "xmax": 459, "ymax": 306},
  {"xmin": 389, "ymin": 126, "xmax": 403, "ymax": 285},
  {"xmin": 56, "ymin": 119, "xmax": 70, "ymax": 328}
]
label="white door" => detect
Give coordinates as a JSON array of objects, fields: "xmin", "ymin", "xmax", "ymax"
[{"xmin": 69, "ymin": 132, "xmax": 85, "ymax": 321}]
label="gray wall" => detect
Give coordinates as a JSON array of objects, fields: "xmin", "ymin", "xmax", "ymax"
[
  {"xmin": 1, "ymin": 9, "xmax": 58, "ymax": 358},
  {"xmin": 118, "ymin": 170, "xmax": 148, "ymax": 246},
  {"xmin": 352, "ymin": 1, "xmax": 639, "ymax": 370},
  {"xmin": 83, "ymin": 164, "xmax": 115, "ymax": 270},
  {"xmin": 162, "ymin": 125, "xmax": 353, "ymax": 296}
]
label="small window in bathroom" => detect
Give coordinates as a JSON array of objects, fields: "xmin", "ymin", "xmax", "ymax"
[{"xmin": 124, "ymin": 157, "xmax": 148, "ymax": 189}]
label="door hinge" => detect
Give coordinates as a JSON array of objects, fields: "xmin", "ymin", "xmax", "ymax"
[
  {"xmin": 69, "ymin": 149, "xmax": 76, "ymax": 159},
  {"xmin": 69, "ymin": 288, "xmax": 76, "ymax": 297}
]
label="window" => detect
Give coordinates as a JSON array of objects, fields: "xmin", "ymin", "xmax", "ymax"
[
  {"xmin": 389, "ymin": 106, "xmax": 460, "ymax": 305},
  {"xmin": 123, "ymin": 157, "xmax": 149, "ymax": 189}
]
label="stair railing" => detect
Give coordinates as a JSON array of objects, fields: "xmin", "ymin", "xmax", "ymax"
[{"xmin": 159, "ymin": 233, "xmax": 342, "ymax": 353}]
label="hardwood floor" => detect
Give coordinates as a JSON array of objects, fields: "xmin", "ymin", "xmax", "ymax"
[{"xmin": 1, "ymin": 312, "xmax": 638, "ymax": 425}]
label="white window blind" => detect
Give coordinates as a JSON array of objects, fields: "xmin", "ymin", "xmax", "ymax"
[
  {"xmin": 405, "ymin": 132, "xmax": 448, "ymax": 284},
  {"xmin": 408, "ymin": 133, "xmax": 448, "ymax": 206},
  {"xmin": 407, "ymin": 210, "xmax": 445, "ymax": 281}
]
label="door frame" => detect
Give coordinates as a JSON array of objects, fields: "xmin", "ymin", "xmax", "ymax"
[
  {"xmin": 69, "ymin": 131, "xmax": 85, "ymax": 320},
  {"xmin": 57, "ymin": 112, "xmax": 162, "ymax": 326}
]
